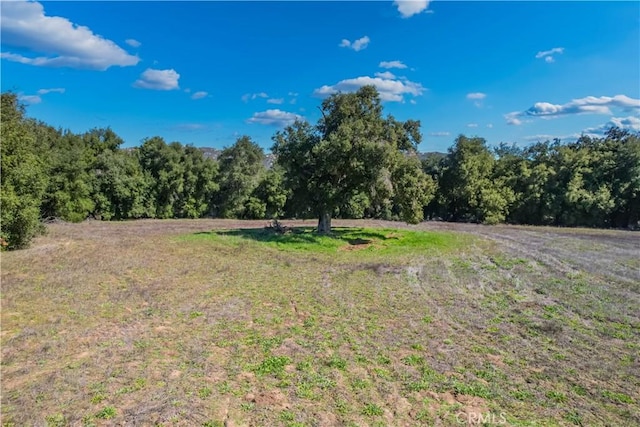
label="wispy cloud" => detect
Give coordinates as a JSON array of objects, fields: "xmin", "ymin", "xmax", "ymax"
[
  {"xmin": 505, "ymin": 95, "xmax": 640, "ymax": 125},
  {"xmin": 18, "ymin": 87, "xmax": 65, "ymax": 104},
  {"xmin": 173, "ymin": 123, "xmax": 207, "ymax": 131},
  {"xmin": 133, "ymin": 69, "xmax": 180, "ymax": 90},
  {"xmin": 191, "ymin": 91, "xmax": 208, "ymax": 100},
  {"xmin": 246, "ymin": 109, "xmax": 303, "ymax": 127},
  {"xmin": 125, "ymin": 39, "xmax": 141, "ymax": 48},
  {"xmin": 467, "ymin": 123, "xmax": 478, "ymax": 128},
  {"xmin": 18, "ymin": 94, "xmax": 42, "ymax": 105},
  {"xmin": 0, "ymin": 1, "xmax": 139, "ymax": 70},
  {"xmin": 314, "ymin": 75, "xmax": 424, "ymax": 103},
  {"xmin": 466, "ymin": 92, "xmax": 487, "ymax": 108},
  {"xmin": 375, "ymin": 71, "xmax": 396, "ymax": 79},
  {"xmin": 429, "ymin": 131, "xmax": 450, "ymax": 137},
  {"xmin": 379, "ymin": 60, "xmax": 407, "ymax": 69},
  {"xmin": 394, "ymin": 0, "xmax": 432, "ymax": 18},
  {"xmin": 466, "ymin": 92, "xmax": 486, "ymax": 100},
  {"xmin": 267, "ymin": 98, "xmax": 284, "ymax": 105},
  {"xmin": 339, "ymin": 36, "xmax": 370, "ymax": 52},
  {"xmin": 241, "ymin": 92, "xmax": 269, "ymax": 103},
  {"xmin": 536, "ymin": 47, "xmax": 564, "ymax": 63},
  {"xmin": 37, "ymin": 87, "xmax": 65, "ymax": 95}
]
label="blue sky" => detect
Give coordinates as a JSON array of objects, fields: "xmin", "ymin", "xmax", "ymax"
[{"xmin": 2, "ymin": 1, "xmax": 639, "ymax": 152}]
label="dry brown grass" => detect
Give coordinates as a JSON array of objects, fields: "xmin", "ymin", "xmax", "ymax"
[{"xmin": 2, "ymin": 219, "xmax": 638, "ymax": 426}]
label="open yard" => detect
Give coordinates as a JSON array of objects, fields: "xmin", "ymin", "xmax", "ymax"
[{"xmin": 1, "ymin": 219, "xmax": 638, "ymax": 426}]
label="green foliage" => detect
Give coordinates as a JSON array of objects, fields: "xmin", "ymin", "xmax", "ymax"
[
  {"xmin": 41, "ymin": 130, "xmax": 96, "ymax": 222},
  {"xmin": 250, "ymin": 166, "xmax": 289, "ymax": 219},
  {"xmin": 0, "ymin": 93, "xmax": 48, "ymax": 249},
  {"xmin": 362, "ymin": 403, "xmax": 384, "ymax": 416},
  {"xmin": 439, "ymin": 135, "xmax": 512, "ymax": 224},
  {"xmin": 273, "ymin": 85, "xmax": 429, "ymax": 232},
  {"xmin": 93, "ymin": 149, "xmax": 152, "ymax": 220},
  {"xmin": 94, "ymin": 406, "xmax": 116, "ymax": 419},
  {"xmin": 136, "ymin": 138, "xmax": 218, "ymax": 219},
  {"xmin": 253, "ymin": 356, "xmax": 291, "ymax": 376},
  {"xmin": 216, "ymin": 136, "xmax": 266, "ymax": 218}
]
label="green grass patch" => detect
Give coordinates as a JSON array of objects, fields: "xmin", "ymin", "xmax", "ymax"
[{"xmin": 179, "ymin": 226, "xmax": 467, "ymax": 255}]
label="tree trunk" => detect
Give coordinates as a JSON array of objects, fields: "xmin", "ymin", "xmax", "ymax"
[{"xmin": 317, "ymin": 211, "xmax": 332, "ymax": 234}]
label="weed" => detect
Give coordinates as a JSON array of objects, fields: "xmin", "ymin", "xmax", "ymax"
[
  {"xmin": 402, "ymin": 354, "xmax": 425, "ymax": 366},
  {"xmin": 198, "ymin": 386, "xmax": 212, "ymax": 399},
  {"xmin": 602, "ymin": 390, "xmax": 634, "ymax": 404},
  {"xmin": 45, "ymin": 413, "xmax": 66, "ymax": 427},
  {"xmin": 253, "ymin": 356, "xmax": 291, "ymax": 376},
  {"xmin": 326, "ymin": 355, "xmax": 347, "ymax": 370},
  {"xmin": 362, "ymin": 403, "xmax": 384, "ymax": 416},
  {"xmin": 452, "ymin": 381, "xmax": 493, "ymax": 399},
  {"xmin": 564, "ymin": 410, "xmax": 584, "ymax": 426},
  {"xmin": 94, "ymin": 406, "xmax": 116, "ymax": 419},
  {"xmin": 279, "ymin": 410, "xmax": 295, "ymax": 421},
  {"xmin": 240, "ymin": 402, "xmax": 255, "ymax": 411},
  {"xmin": 546, "ymin": 391, "xmax": 568, "ymax": 404}
]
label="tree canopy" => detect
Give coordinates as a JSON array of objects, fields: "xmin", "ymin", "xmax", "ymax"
[{"xmin": 273, "ymin": 85, "xmax": 434, "ymax": 233}]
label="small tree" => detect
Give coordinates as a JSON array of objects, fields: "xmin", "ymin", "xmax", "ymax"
[{"xmin": 273, "ymin": 85, "xmax": 432, "ymax": 233}]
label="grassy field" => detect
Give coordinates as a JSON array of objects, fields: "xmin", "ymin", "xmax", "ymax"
[{"xmin": 1, "ymin": 219, "xmax": 639, "ymax": 426}]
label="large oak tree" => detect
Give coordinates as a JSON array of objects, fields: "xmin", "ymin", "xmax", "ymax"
[{"xmin": 272, "ymin": 85, "xmax": 434, "ymax": 233}]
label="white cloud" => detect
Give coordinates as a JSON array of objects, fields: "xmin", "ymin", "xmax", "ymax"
[
  {"xmin": 379, "ymin": 60, "xmax": 407, "ymax": 69},
  {"xmin": 375, "ymin": 71, "xmax": 396, "ymax": 79},
  {"xmin": 246, "ymin": 109, "xmax": 303, "ymax": 127},
  {"xmin": 134, "ymin": 69, "xmax": 180, "ymax": 90},
  {"xmin": 339, "ymin": 36, "xmax": 370, "ymax": 52},
  {"xmin": 37, "ymin": 88, "xmax": 65, "ymax": 95},
  {"xmin": 466, "ymin": 92, "xmax": 486, "ymax": 100},
  {"xmin": 467, "ymin": 92, "xmax": 487, "ymax": 108},
  {"xmin": 242, "ymin": 92, "xmax": 269, "ymax": 102},
  {"xmin": 267, "ymin": 98, "xmax": 284, "ymax": 105},
  {"xmin": 314, "ymin": 75, "xmax": 424, "ymax": 103},
  {"xmin": 191, "ymin": 91, "xmax": 208, "ymax": 100},
  {"xmin": 410, "ymin": 99, "xmax": 417, "ymax": 105},
  {"xmin": 0, "ymin": 1, "xmax": 139, "ymax": 70},
  {"xmin": 125, "ymin": 39, "xmax": 141, "ymax": 48},
  {"xmin": 536, "ymin": 47, "xmax": 564, "ymax": 63},
  {"xmin": 584, "ymin": 116, "xmax": 640, "ymax": 134},
  {"xmin": 394, "ymin": 0, "xmax": 431, "ymax": 18},
  {"xmin": 467, "ymin": 123, "xmax": 478, "ymax": 128},
  {"xmin": 505, "ymin": 113, "xmax": 523, "ymax": 126},
  {"xmin": 288, "ymin": 92, "xmax": 298, "ymax": 97},
  {"xmin": 486, "ymin": 123, "xmax": 493, "ymax": 129},
  {"xmin": 429, "ymin": 131, "xmax": 450, "ymax": 137},
  {"xmin": 505, "ymin": 95, "xmax": 640, "ymax": 125},
  {"xmin": 18, "ymin": 87, "xmax": 65, "ymax": 104},
  {"xmin": 18, "ymin": 94, "xmax": 42, "ymax": 104}
]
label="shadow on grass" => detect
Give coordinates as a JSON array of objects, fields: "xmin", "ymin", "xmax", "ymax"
[{"xmin": 194, "ymin": 226, "xmax": 392, "ymax": 246}]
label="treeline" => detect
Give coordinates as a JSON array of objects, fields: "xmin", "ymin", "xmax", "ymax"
[
  {"xmin": 1, "ymin": 91, "xmax": 638, "ymax": 249},
  {"xmin": 425, "ymin": 131, "xmax": 639, "ymax": 228}
]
